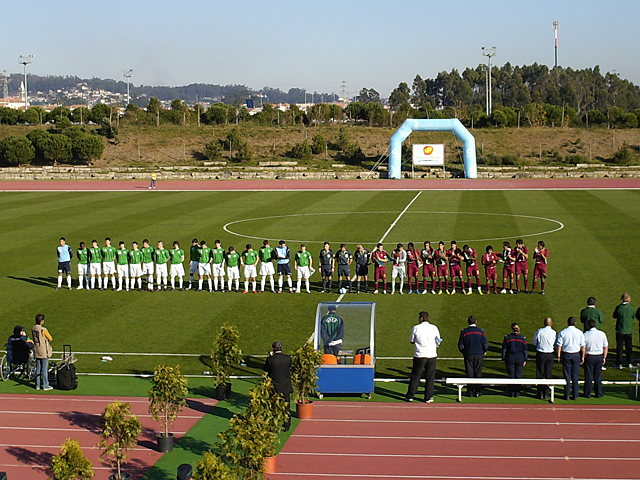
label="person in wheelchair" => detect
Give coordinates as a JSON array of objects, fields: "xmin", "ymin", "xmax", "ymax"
[{"xmin": 6, "ymin": 325, "xmax": 34, "ymax": 368}]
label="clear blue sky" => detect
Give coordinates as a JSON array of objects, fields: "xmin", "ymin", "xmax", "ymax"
[{"xmin": 4, "ymin": 0, "xmax": 639, "ymax": 96}]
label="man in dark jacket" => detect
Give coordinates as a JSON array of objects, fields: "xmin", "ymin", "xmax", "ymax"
[
  {"xmin": 458, "ymin": 315, "xmax": 488, "ymax": 397},
  {"xmin": 263, "ymin": 341, "xmax": 293, "ymax": 431}
]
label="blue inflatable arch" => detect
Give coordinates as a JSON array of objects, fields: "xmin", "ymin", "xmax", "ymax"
[{"xmin": 388, "ymin": 119, "xmax": 477, "ymax": 179}]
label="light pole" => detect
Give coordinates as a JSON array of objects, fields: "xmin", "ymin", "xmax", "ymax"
[
  {"xmin": 481, "ymin": 47, "xmax": 496, "ymax": 115},
  {"xmin": 19, "ymin": 55, "xmax": 34, "ymax": 109},
  {"xmin": 122, "ymin": 69, "xmax": 133, "ymax": 106}
]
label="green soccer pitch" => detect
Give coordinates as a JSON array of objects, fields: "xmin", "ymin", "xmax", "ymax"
[{"xmin": 1, "ymin": 189, "xmax": 639, "ymax": 382}]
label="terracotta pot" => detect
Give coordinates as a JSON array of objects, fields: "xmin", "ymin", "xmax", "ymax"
[
  {"xmin": 296, "ymin": 400, "xmax": 313, "ymax": 419},
  {"xmin": 264, "ymin": 455, "xmax": 277, "ymax": 474}
]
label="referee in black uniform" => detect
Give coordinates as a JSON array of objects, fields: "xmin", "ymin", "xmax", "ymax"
[
  {"xmin": 336, "ymin": 244, "xmax": 353, "ymax": 293},
  {"xmin": 354, "ymin": 245, "xmax": 370, "ymax": 293},
  {"xmin": 319, "ymin": 242, "xmax": 335, "ymax": 293},
  {"xmin": 458, "ymin": 315, "xmax": 488, "ymax": 397}
]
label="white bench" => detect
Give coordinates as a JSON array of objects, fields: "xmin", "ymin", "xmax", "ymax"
[{"xmin": 445, "ymin": 378, "xmax": 567, "ymax": 403}]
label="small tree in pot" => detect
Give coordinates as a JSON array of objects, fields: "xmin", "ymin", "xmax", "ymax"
[
  {"xmin": 193, "ymin": 451, "xmax": 231, "ymax": 480},
  {"xmin": 50, "ymin": 438, "xmax": 94, "ymax": 480},
  {"xmin": 219, "ymin": 375, "xmax": 287, "ymax": 478},
  {"xmin": 99, "ymin": 401, "xmax": 142, "ymax": 480},
  {"xmin": 290, "ymin": 341, "xmax": 323, "ymax": 419},
  {"xmin": 148, "ymin": 364, "xmax": 189, "ymax": 453},
  {"xmin": 210, "ymin": 324, "xmax": 243, "ymax": 400}
]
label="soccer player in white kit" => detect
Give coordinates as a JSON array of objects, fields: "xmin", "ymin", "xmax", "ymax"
[
  {"xmin": 128, "ymin": 241, "xmax": 144, "ymax": 291},
  {"xmin": 115, "ymin": 241, "xmax": 130, "ymax": 291},
  {"xmin": 169, "ymin": 241, "xmax": 185, "ymax": 290},
  {"xmin": 391, "ymin": 243, "xmax": 407, "ymax": 295}
]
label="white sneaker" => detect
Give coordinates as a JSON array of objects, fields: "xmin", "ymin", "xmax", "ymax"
[
  {"xmin": 43, "ymin": 386, "xmax": 53, "ymax": 391},
  {"xmin": 509, "ymin": 290, "xmax": 514, "ymax": 294},
  {"xmin": 399, "ymin": 291, "xmax": 404, "ymax": 295},
  {"xmin": 116, "ymin": 287, "xmax": 122, "ymax": 291},
  {"xmin": 431, "ymin": 290, "xmax": 436, "ymax": 295},
  {"xmin": 422, "ymin": 290, "xmax": 428, "ymax": 295},
  {"xmin": 391, "ymin": 291, "xmax": 395, "ymax": 295},
  {"xmin": 373, "ymin": 290, "xmax": 379, "ymax": 294},
  {"xmin": 468, "ymin": 289, "xmax": 472, "ymax": 295},
  {"xmin": 425, "ymin": 397, "xmax": 434, "ymax": 403},
  {"xmin": 500, "ymin": 289, "xmax": 507, "ymax": 294},
  {"xmin": 382, "ymin": 290, "xmax": 387, "ymax": 294}
]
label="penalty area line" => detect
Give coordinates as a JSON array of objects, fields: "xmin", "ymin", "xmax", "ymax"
[{"xmin": 379, "ymin": 191, "xmax": 422, "ymax": 243}]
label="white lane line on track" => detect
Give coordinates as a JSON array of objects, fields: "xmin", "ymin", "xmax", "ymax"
[
  {"xmin": 4, "ymin": 187, "xmax": 640, "ymax": 192},
  {"xmin": 0, "ymin": 426, "xmax": 188, "ymax": 433},
  {"xmin": 313, "ymin": 404, "xmax": 640, "ymax": 411},
  {"xmin": 268, "ymin": 473, "xmax": 640, "ymax": 479},
  {"xmin": 278, "ymin": 451, "xmax": 640, "ymax": 461},
  {"xmin": 0, "ymin": 396, "xmax": 149, "ymax": 403},
  {"xmin": 293, "ymin": 434, "xmax": 640, "ymax": 443},
  {"xmin": 378, "ymin": 191, "xmax": 422, "ymax": 243},
  {"xmin": 0, "ymin": 464, "xmax": 148, "ymax": 471},
  {"xmin": 306, "ymin": 418, "xmax": 640, "ymax": 426},
  {"xmin": 0, "ymin": 410, "xmax": 202, "ymax": 419}
]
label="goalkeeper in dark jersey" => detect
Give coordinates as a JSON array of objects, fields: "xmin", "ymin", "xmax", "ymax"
[{"xmin": 320, "ymin": 305, "xmax": 345, "ymax": 356}]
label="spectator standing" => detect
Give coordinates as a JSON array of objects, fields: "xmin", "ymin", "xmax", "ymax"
[
  {"xmin": 405, "ymin": 311, "xmax": 442, "ymax": 403},
  {"xmin": 580, "ymin": 297, "xmax": 604, "ymax": 331},
  {"xmin": 263, "ymin": 341, "xmax": 293, "ymax": 431},
  {"xmin": 556, "ymin": 317, "xmax": 586, "ymax": 400},
  {"xmin": 532, "ymin": 317, "xmax": 557, "ymax": 400},
  {"xmin": 583, "ymin": 319, "xmax": 608, "ymax": 398},
  {"xmin": 31, "ymin": 314, "xmax": 53, "ymax": 391},
  {"xmin": 149, "ymin": 172, "xmax": 157, "ymax": 189},
  {"xmin": 613, "ymin": 293, "xmax": 635, "ymax": 368},
  {"xmin": 502, "ymin": 323, "xmax": 528, "ymax": 397},
  {"xmin": 457, "ymin": 315, "xmax": 488, "ymax": 397}
]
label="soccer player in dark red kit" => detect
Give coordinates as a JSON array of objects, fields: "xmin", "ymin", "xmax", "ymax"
[
  {"xmin": 434, "ymin": 241, "xmax": 448, "ymax": 295},
  {"xmin": 463, "ymin": 244, "xmax": 483, "ymax": 295},
  {"xmin": 514, "ymin": 239, "xmax": 529, "ymax": 294},
  {"xmin": 447, "ymin": 241, "xmax": 464, "ymax": 295},
  {"xmin": 531, "ymin": 240, "xmax": 548, "ymax": 294},
  {"xmin": 482, "ymin": 245, "xmax": 499, "ymax": 294},
  {"xmin": 421, "ymin": 241, "xmax": 436, "ymax": 295},
  {"xmin": 371, "ymin": 243, "xmax": 389, "ymax": 294},
  {"xmin": 406, "ymin": 242, "xmax": 420, "ymax": 294},
  {"xmin": 500, "ymin": 241, "xmax": 516, "ymax": 294}
]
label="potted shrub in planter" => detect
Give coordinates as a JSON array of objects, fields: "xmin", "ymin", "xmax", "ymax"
[
  {"xmin": 148, "ymin": 364, "xmax": 189, "ymax": 453},
  {"xmin": 290, "ymin": 341, "xmax": 323, "ymax": 419},
  {"xmin": 210, "ymin": 324, "xmax": 243, "ymax": 400},
  {"xmin": 193, "ymin": 451, "xmax": 231, "ymax": 480},
  {"xmin": 219, "ymin": 375, "xmax": 287, "ymax": 478},
  {"xmin": 50, "ymin": 438, "xmax": 94, "ymax": 480},
  {"xmin": 98, "ymin": 401, "xmax": 142, "ymax": 480}
]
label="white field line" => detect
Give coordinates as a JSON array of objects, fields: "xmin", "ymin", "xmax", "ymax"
[
  {"xmin": 379, "ymin": 191, "xmax": 422, "ymax": 243},
  {"xmin": 293, "ymin": 434, "xmax": 640, "ymax": 443},
  {"xmin": 306, "ymin": 418, "xmax": 640, "ymax": 427}
]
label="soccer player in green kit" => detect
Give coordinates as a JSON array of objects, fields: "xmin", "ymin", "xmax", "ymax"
[
  {"xmin": 154, "ymin": 241, "xmax": 171, "ymax": 291},
  {"xmin": 295, "ymin": 244, "xmax": 313, "ymax": 294},
  {"xmin": 211, "ymin": 240, "xmax": 226, "ymax": 292},
  {"xmin": 198, "ymin": 240, "xmax": 213, "ymax": 292},
  {"xmin": 241, "ymin": 244, "xmax": 259, "ymax": 294},
  {"xmin": 169, "ymin": 241, "xmax": 185, "ymax": 290},
  {"xmin": 141, "ymin": 239, "xmax": 155, "ymax": 292},
  {"xmin": 259, "ymin": 240, "xmax": 276, "ymax": 293},
  {"xmin": 115, "ymin": 241, "xmax": 130, "ymax": 291},
  {"xmin": 76, "ymin": 242, "xmax": 90, "ymax": 290},
  {"xmin": 187, "ymin": 238, "xmax": 199, "ymax": 290},
  {"xmin": 89, "ymin": 240, "xmax": 103, "ymax": 290},
  {"xmin": 225, "ymin": 246, "xmax": 241, "ymax": 292},
  {"xmin": 102, "ymin": 237, "xmax": 118, "ymax": 291},
  {"xmin": 128, "ymin": 241, "xmax": 144, "ymax": 291}
]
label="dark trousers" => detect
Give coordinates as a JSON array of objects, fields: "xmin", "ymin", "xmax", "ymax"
[
  {"xmin": 406, "ymin": 356, "xmax": 437, "ymax": 401},
  {"xmin": 616, "ymin": 333, "xmax": 633, "ymax": 366},
  {"xmin": 535, "ymin": 352, "xmax": 554, "ymax": 398},
  {"xmin": 276, "ymin": 391, "xmax": 291, "ymax": 430},
  {"xmin": 505, "ymin": 356, "xmax": 525, "ymax": 394},
  {"xmin": 561, "ymin": 352, "xmax": 581, "ymax": 398},
  {"xmin": 464, "ymin": 355, "xmax": 484, "ymax": 395},
  {"xmin": 583, "ymin": 354, "xmax": 604, "ymax": 398}
]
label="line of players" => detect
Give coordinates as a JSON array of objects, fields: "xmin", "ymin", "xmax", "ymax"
[{"xmin": 57, "ymin": 236, "xmax": 548, "ymax": 295}]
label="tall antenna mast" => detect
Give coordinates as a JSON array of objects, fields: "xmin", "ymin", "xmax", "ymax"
[
  {"xmin": 341, "ymin": 81, "xmax": 347, "ymax": 103},
  {"xmin": 553, "ymin": 20, "xmax": 558, "ymax": 68},
  {"xmin": 2, "ymin": 71, "xmax": 8, "ymax": 101}
]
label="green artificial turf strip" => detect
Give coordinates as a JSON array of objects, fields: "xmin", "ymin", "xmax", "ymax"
[{"xmin": 2, "ymin": 190, "xmax": 640, "ymax": 385}]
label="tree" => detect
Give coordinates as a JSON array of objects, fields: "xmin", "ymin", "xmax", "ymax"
[
  {"xmin": 203, "ymin": 139, "xmax": 223, "ymax": 160},
  {"xmin": 0, "ymin": 135, "xmax": 35, "ymax": 165},
  {"xmin": 290, "ymin": 342, "xmax": 323, "ymax": 405},
  {"xmin": 224, "ymin": 129, "xmax": 252, "ymax": 162},
  {"xmin": 146, "ymin": 97, "xmax": 162, "ymax": 115},
  {"xmin": 99, "ymin": 401, "xmax": 142, "ymax": 480},
  {"xmin": 193, "ymin": 451, "xmax": 231, "ymax": 480},
  {"xmin": 287, "ymin": 141, "xmax": 313, "ymax": 160},
  {"xmin": 210, "ymin": 324, "xmax": 243, "ymax": 387},
  {"xmin": 357, "ymin": 87, "xmax": 381, "ymax": 104},
  {"xmin": 148, "ymin": 364, "xmax": 188, "ymax": 437},
  {"xmin": 44, "ymin": 134, "xmax": 72, "ymax": 164},
  {"xmin": 50, "ymin": 438, "xmax": 94, "ymax": 480},
  {"xmin": 310, "ymin": 133, "xmax": 326, "ymax": 155},
  {"xmin": 389, "ymin": 82, "xmax": 411, "ymax": 109},
  {"xmin": 21, "ymin": 107, "xmax": 42, "ymax": 125},
  {"xmin": 89, "ymin": 103, "xmax": 111, "ymax": 124},
  {"xmin": 72, "ymin": 134, "xmax": 105, "ymax": 163}
]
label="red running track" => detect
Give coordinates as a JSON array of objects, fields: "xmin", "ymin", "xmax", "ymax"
[
  {"xmin": 269, "ymin": 402, "xmax": 640, "ymax": 480},
  {"xmin": 1, "ymin": 178, "xmax": 640, "ymax": 191},
  {"xmin": 0, "ymin": 394, "xmax": 216, "ymax": 480}
]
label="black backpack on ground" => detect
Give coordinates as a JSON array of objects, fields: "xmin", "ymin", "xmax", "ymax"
[{"xmin": 56, "ymin": 345, "xmax": 78, "ymax": 390}]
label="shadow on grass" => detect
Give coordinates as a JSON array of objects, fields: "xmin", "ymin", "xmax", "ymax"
[
  {"xmin": 5, "ymin": 446, "xmax": 53, "ymax": 477},
  {"xmin": 186, "ymin": 398, "xmax": 214, "ymax": 414},
  {"xmin": 175, "ymin": 434, "xmax": 211, "ymax": 455},
  {"xmin": 8, "ymin": 275, "xmax": 57, "ymax": 288},
  {"xmin": 373, "ymin": 385, "xmax": 406, "ymax": 401}
]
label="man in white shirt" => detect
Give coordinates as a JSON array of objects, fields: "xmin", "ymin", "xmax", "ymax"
[
  {"xmin": 555, "ymin": 316, "xmax": 586, "ymax": 400},
  {"xmin": 405, "ymin": 311, "xmax": 441, "ymax": 403},
  {"xmin": 533, "ymin": 317, "xmax": 557, "ymax": 400},
  {"xmin": 583, "ymin": 319, "xmax": 608, "ymax": 398}
]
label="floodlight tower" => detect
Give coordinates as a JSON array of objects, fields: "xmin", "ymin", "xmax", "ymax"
[
  {"xmin": 2, "ymin": 70, "xmax": 8, "ymax": 101},
  {"xmin": 553, "ymin": 20, "xmax": 559, "ymax": 68},
  {"xmin": 19, "ymin": 55, "xmax": 34, "ymax": 108},
  {"xmin": 122, "ymin": 69, "xmax": 133, "ymax": 105},
  {"xmin": 481, "ymin": 47, "xmax": 496, "ymax": 115}
]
